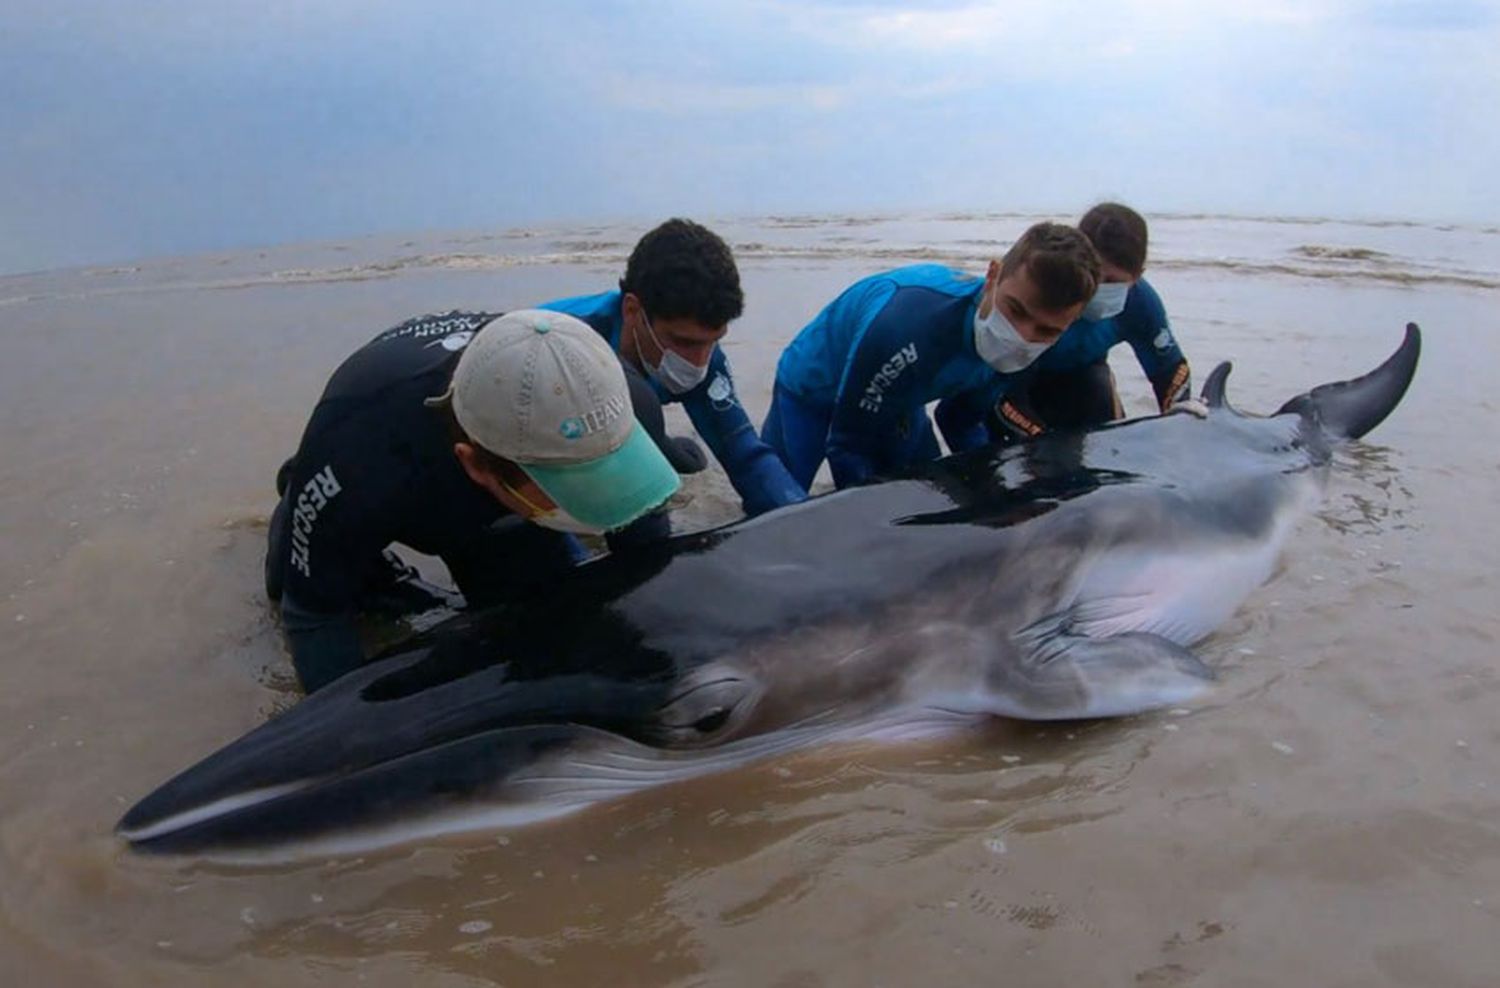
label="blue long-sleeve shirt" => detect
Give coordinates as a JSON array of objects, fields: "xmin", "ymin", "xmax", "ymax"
[
  {"xmin": 774, "ymin": 265, "xmax": 1018, "ymax": 487},
  {"xmin": 539, "ymin": 291, "xmax": 806, "ymax": 516},
  {"xmin": 1034, "ymin": 277, "xmax": 1190, "ymax": 410}
]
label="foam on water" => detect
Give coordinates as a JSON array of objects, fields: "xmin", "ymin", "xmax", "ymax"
[{"xmin": 4, "ymin": 211, "xmax": 1497, "ymax": 306}]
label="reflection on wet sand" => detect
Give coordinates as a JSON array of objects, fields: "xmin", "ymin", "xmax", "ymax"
[{"xmin": 227, "ymin": 720, "xmax": 1126, "ymax": 984}]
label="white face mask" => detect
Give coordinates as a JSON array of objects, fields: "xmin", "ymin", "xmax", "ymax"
[
  {"xmin": 637, "ymin": 311, "xmax": 710, "ymax": 394},
  {"xmin": 529, "ymin": 507, "xmax": 607, "ymax": 536},
  {"xmin": 1081, "ymin": 281, "xmax": 1130, "ymax": 321},
  {"xmin": 973, "ymin": 300, "xmax": 1052, "ymax": 374},
  {"xmin": 497, "ymin": 477, "xmax": 608, "ymax": 535}
]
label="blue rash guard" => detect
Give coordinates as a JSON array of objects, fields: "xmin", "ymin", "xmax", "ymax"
[
  {"xmin": 1031, "ymin": 278, "xmax": 1189, "ymax": 411},
  {"xmin": 762, "ymin": 265, "xmax": 1018, "ymax": 489},
  {"xmin": 539, "ymin": 291, "xmax": 806, "ymax": 517}
]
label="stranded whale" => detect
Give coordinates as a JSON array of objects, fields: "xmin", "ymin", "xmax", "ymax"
[{"xmin": 117, "ymin": 325, "xmax": 1421, "ymax": 860}]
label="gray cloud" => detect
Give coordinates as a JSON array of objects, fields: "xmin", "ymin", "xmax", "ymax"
[{"xmin": 1, "ymin": 0, "xmax": 1496, "ymax": 273}]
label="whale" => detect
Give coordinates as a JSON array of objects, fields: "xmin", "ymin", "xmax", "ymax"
[{"xmin": 117, "ymin": 325, "xmax": 1421, "ymax": 860}]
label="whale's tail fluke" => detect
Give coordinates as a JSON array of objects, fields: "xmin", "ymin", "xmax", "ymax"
[{"xmin": 1275, "ymin": 323, "xmax": 1422, "ymax": 440}]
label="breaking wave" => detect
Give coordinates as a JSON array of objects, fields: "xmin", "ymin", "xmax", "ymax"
[{"xmin": 248, "ymin": 242, "xmax": 1500, "ymax": 293}]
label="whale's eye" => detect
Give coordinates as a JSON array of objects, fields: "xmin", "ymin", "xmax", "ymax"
[
  {"xmin": 691, "ymin": 706, "xmax": 731, "ymax": 734},
  {"xmin": 653, "ymin": 673, "xmax": 755, "ymax": 747}
]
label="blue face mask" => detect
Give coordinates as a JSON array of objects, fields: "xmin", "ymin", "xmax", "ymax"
[{"xmin": 1082, "ymin": 281, "xmax": 1131, "ymax": 321}]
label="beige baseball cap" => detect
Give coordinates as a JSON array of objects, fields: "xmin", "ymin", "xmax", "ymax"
[{"xmin": 428, "ymin": 309, "xmax": 680, "ymax": 531}]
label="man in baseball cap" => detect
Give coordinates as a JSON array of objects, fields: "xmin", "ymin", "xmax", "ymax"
[
  {"xmin": 431, "ymin": 309, "xmax": 681, "ymax": 534},
  {"xmin": 265, "ymin": 309, "xmax": 684, "ymax": 694}
]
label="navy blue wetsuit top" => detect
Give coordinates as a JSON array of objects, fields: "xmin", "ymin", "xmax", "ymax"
[
  {"xmin": 269, "ymin": 310, "xmax": 671, "ymax": 692},
  {"xmin": 539, "ymin": 290, "xmax": 806, "ymax": 516},
  {"xmin": 774, "ymin": 265, "xmax": 1020, "ymax": 486},
  {"xmin": 276, "ymin": 311, "xmax": 510, "ymax": 618},
  {"xmin": 1034, "ymin": 278, "xmax": 1189, "ymax": 409}
]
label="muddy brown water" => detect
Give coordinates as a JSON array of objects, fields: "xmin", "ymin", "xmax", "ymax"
[{"xmin": 1, "ymin": 217, "xmax": 1497, "ymax": 986}]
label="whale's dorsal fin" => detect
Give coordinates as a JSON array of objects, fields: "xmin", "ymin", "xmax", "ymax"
[{"xmin": 1201, "ymin": 361, "xmax": 1233, "ymax": 408}]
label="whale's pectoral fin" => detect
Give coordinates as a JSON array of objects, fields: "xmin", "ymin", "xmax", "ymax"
[{"xmin": 983, "ymin": 632, "xmax": 1216, "ymax": 721}]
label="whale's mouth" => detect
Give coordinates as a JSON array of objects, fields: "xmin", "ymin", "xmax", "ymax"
[
  {"xmin": 116, "ymin": 779, "xmax": 318, "ymax": 844},
  {"xmin": 647, "ymin": 666, "xmax": 760, "ymax": 748},
  {"xmin": 116, "ymin": 722, "xmax": 645, "ymax": 856}
]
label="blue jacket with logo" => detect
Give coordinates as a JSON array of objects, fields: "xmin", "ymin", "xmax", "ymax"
[
  {"xmin": 774, "ymin": 265, "xmax": 1018, "ymax": 487},
  {"xmin": 1033, "ymin": 277, "xmax": 1189, "ymax": 409},
  {"xmin": 539, "ymin": 290, "xmax": 806, "ymax": 516}
]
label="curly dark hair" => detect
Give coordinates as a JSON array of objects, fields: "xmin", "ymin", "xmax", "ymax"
[
  {"xmin": 619, "ymin": 218, "xmax": 745, "ymax": 327},
  {"xmin": 1000, "ymin": 222, "xmax": 1102, "ymax": 311},
  {"xmin": 1079, "ymin": 202, "xmax": 1148, "ymax": 277}
]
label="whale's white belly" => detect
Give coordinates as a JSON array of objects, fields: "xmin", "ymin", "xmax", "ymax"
[{"xmin": 1066, "ymin": 486, "xmax": 1314, "ymax": 646}]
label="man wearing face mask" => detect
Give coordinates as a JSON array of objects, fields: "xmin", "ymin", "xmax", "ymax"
[
  {"xmin": 263, "ymin": 309, "xmax": 684, "ymax": 693},
  {"xmin": 760, "ymin": 222, "xmax": 1101, "ymax": 490},
  {"xmin": 987, "ymin": 203, "xmax": 1191, "ymax": 440},
  {"xmin": 536, "ymin": 218, "xmax": 807, "ymax": 518}
]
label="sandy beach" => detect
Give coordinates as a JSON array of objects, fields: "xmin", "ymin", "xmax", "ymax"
[{"xmin": 1, "ymin": 211, "xmax": 1497, "ymax": 987}]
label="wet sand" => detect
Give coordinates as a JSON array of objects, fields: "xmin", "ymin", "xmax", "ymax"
[{"xmin": 1, "ymin": 215, "xmax": 1497, "ymax": 986}]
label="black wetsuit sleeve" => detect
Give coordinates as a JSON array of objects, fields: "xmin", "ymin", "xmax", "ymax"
[
  {"xmin": 624, "ymin": 362, "xmax": 703, "ymax": 478},
  {"xmin": 606, "ymin": 510, "xmax": 671, "ymax": 551},
  {"xmin": 935, "ymin": 381, "xmax": 1003, "ymax": 453},
  {"xmin": 609, "ymin": 363, "xmax": 677, "ymax": 547},
  {"xmin": 268, "ymin": 399, "xmax": 420, "ymax": 692},
  {"xmin": 272, "ymin": 463, "xmax": 392, "ymax": 691},
  {"xmin": 1120, "ymin": 280, "xmax": 1191, "ymax": 411},
  {"xmin": 438, "ymin": 519, "xmax": 588, "ymax": 609},
  {"xmin": 266, "ymin": 485, "xmax": 371, "ymax": 692}
]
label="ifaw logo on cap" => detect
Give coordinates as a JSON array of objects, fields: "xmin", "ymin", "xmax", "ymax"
[{"xmin": 559, "ymin": 395, "xmax": 626, "ymax": 440}]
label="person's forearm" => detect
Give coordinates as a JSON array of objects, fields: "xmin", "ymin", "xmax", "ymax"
[
  {"xmin": 1153, "ymin": 359, "xmax": 1192, "ymax": 411},
  {"xmin": 716, "ymin": 423, "xmax": 808, "ymax": 514},
  {"xmin": 607, "ymin": 510, "xmax": 671, "ymax": 551},
  {"xmin": 827, "ymin": 438, "xmax": 877, "ymax": 488}
]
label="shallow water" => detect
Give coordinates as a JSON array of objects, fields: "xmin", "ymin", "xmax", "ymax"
[{"xmin": 1, "ymin": 213, "xmax": 1497, "ymax": 986}]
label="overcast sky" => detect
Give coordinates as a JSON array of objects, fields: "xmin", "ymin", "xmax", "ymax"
[{"xmin": 4, "ymin": 0, "xmax": 1497, "ymax": 274}]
